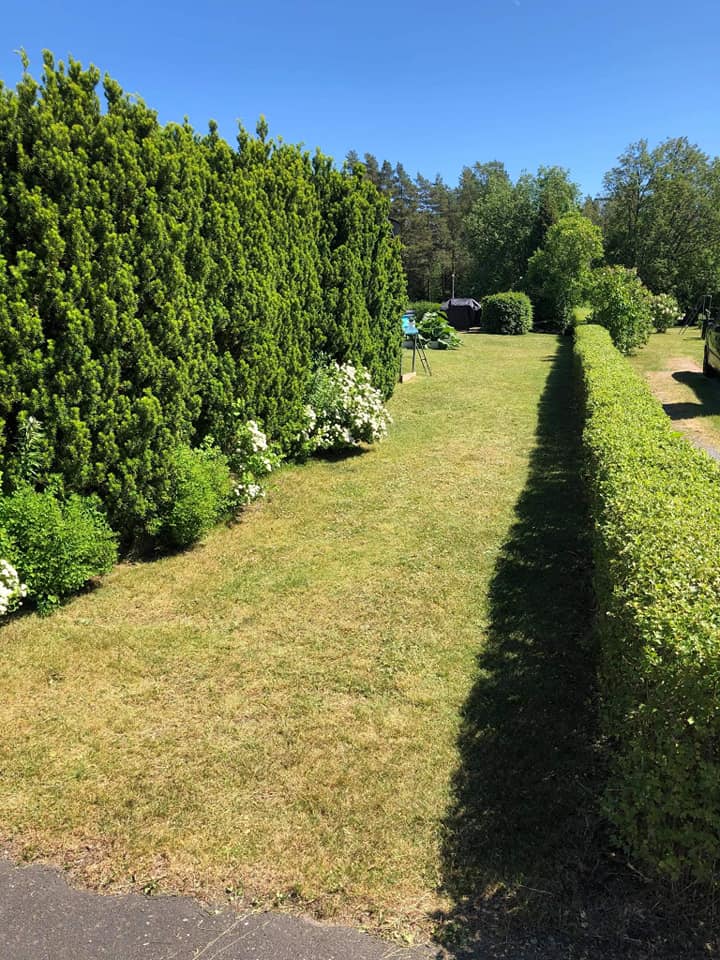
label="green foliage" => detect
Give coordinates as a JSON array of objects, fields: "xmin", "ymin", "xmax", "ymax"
[
  {"xmin": 12, "ymin": 415, "xmax": 46, "ymax": 486},
  {"xmin": 526, "ymin": 212, "xmax": 603, "ymax": 330},
  {"xmin": 152, "ymin": 445, "xmax": 232, "ymax": 550},
  {"xmin": 407, "ymin": 300, "xmax": 443, "ymax": 318},
  {"xmin": 0, "ymin": 54, "xmax": 404, "ymax": 549},
  {"xmin": 0, "ymin": 485, "xmax": 117, "ymax": 613},
  {"xmin": 463, "ymin": 164, "xmax": 580, "ymax": 299},
  {"xmin": 651, "ymin": 292, "xmax": 681, "ymax": 332},
  {"xmin": 589, "ymin": 266, "xmax": 654, "ymax": 353},
  {"xmin": 416, "ymin": 311, "xmax": 461, "ymax": 349},
  {"xmin": 356, "ymin": 157, "xmax": 579, "ymax": 304},
  {"xmin": 575, "ymin": 324, "xmax": 720, "ymax": 884},
  {"xmin": 482, "ymin": 292, "xmax": 533, "ymax": 335},
  {"xmin": 359, "ymin": 157, "xmax": 456, "ymax": 302},
  {"xmin": 601, "ymin": 137, "xmax": 720, "ymax": 306},
  {"xmin": 463, "ymin": 165, "xmax": 535, "ymax": 296},
  {"xmin": 570, "ymin": 305, "xmax": 593, "ymax": 328},
  {"xmin": 313, "ymin": 158, "xmax": 405, "ymax": 400}
]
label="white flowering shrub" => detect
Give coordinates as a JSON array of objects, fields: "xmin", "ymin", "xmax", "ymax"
[
  {"xmin": 228, "ymin": 418, "xmax": 281, "ymax": 508},
  {"xmin": 0, "ymin": 558, "xmax": 27, "ymax": 616},
  {"xmin": 651, "ymin": 292, "xmax": 681, "ymax": 333},
  {"xmin": 305, "ymin": 361, "xmax": 391, "ymax": 452}
]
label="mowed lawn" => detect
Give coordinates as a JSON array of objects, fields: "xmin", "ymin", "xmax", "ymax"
[{"xmin": 0, "ymin": 333, "xmax": 565, "ymax": 930}]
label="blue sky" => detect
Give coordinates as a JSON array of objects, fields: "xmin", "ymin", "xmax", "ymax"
[{"xmin": 2, "ymin": 0, "xmax": 718, "ymax": 198}]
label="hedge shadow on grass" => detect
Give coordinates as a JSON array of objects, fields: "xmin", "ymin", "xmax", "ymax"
[{"xmin": 435, "ymin": 339, "xmax": 715, "ymax": 959}]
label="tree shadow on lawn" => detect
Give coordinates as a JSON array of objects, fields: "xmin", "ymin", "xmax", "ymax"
[
  {"xmin": 434, "ymin": 340, "xmax": 717, "ymax": 960},
  {"xmin": 664, "ymin": 370, "xmax": 720, "ymax": 422},
  {"xmin": 661, "ymin": 400, "xmax": 712, "ymax": 421}
]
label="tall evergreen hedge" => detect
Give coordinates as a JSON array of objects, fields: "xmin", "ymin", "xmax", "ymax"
[{"xmin": 0, "ymin": 54, "xmax": 405, "ymax": 543}]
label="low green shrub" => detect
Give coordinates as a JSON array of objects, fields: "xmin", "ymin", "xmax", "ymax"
[
  {"xmin": 589, "ymin": 266, "xmax": 654, "ymax": 353},
  {"xmin": 575, "ymin": 324, "xmax": 720, "ymax": 884},
  {"xmin": 651, "ymin": 292, "xmax": 681, "ymax": 333},
  {"xmin": 483, "ymin": 292, "xmax": 533, "ymax": 335},
  {"xmin": 416, "ymin": 311, "xmax": 461, "ymax": 349},
  {"xmin": 152, "ymin": 445, "xmax": 233, "ymax": 550},
  {"xmin": 0, "ymin": 486, "xmax": 118, "ymax": 614}
]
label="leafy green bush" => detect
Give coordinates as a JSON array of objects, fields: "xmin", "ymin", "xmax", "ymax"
[
  {"xmin": 416, "ymin": 311, "xmax": 461, "ymax": 349},
  {"xmin": 526, "ymin": 211, "xmax": 603, "ymax": 332},
  {"xmin": 0, "ymin": 486, "xmax": 117, "ymax": 613},
  {"xmin": 651, "ymin": 292, "xmax": 681, "ymax": 333},
  {"xmin": 152, "ymin": 445, "xmax": 233, "ymax": 550},
  {"xmin": 482, "ymin": 292, "xmax": 533, "ymax": 334},
  {"xmin": 304, "ymin": 361, "xmax": 391, "ymax": 452},
  {"xmin": 575, "ymin": 324, "xmax": 720, "ymax": 884},
  {"xmin": 589, "ymin": 266, "xmax": 654, "ymax": 353}
]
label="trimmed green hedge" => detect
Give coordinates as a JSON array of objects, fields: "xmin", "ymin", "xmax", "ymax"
[
  {"xmin": 575, "ymin": 324, "xmax": 720, "ymax": 883},
  {"xmin": 483, "ymin": 292, "xmax": 533, "ymax": 334}
]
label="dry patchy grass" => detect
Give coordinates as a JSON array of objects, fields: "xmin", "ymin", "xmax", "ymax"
[{"xmin": 0, "ymin": 333, "xmax": 559, "ymax": 933}]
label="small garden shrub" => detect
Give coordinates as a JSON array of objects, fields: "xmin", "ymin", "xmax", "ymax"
[
  {"xmin": 152, "ymin": 445, "xmax": 233, "ymax": 550},
  {"xmin": 483, "ymin": 292, "xmax": 533, "ymax": 335},
  {"xmin": 589, "ymin": 266, "xmax": 654, "ymax": 353},
  {"xmin": 305, "ymin": 361, "xmax": 391, "ymax": 452},
  {"xmin": 0, "ymin": 486, "xmax": 117, "ymax": 613},
  {"xmin": 651, "ymin": 292, "xmax": 681, "ymax": 333},
  {"xmin": 416, "ymin": 311, "xmax": 461, "ymax": 349},
  {"xmin": 575, "ymin": 324, "xmax": 720, "ymax": 884}
]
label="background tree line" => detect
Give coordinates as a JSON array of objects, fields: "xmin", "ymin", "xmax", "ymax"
[{"xmin": 352, "ymin": 136, "xmax": 720, "ymax": 315}]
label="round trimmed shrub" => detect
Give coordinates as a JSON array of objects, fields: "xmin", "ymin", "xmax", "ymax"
[{"xmin": 483, "ymin": 292, "xmax": 533, "ymax": 335}]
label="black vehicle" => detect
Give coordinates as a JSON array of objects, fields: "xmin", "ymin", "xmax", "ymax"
[
  {"xmin": 702, "ymin": 296, "xmax": 720, "ymax": 376},
  {"xmin": 704, "ymin": 320, "xmax": 720, "ymax": 376}
]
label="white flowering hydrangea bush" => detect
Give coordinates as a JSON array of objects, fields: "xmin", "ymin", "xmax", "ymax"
[
  {"xmin": 651, "ymin": 292, "xmax": 681, "ymax": 333},
  {"xmin": 0, "ymin": 558, "xmax": 26, "ymax": 616},
  {"xmin": 304, "ymin": 361, "xmax": 391, "ymax": 453},
  {"xmin": 227, "ymin": 418, "xmax": 281, "ymax": 508}
]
